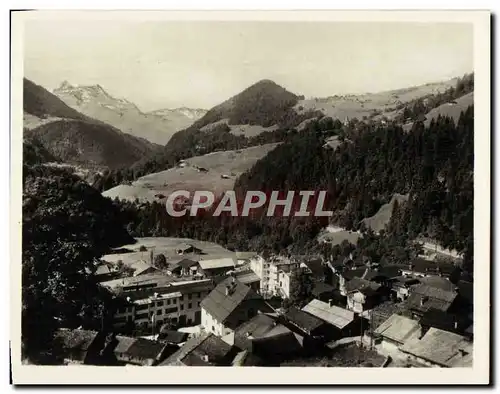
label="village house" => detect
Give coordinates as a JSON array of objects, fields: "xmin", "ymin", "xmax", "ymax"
[
  {"xmin": 52, "ymin": 329, "xmax": 106, "ymax": 365},
  {"xmin": 159, "ymin": 332, "xmax": 235, "ymax": 366},
  {"xmin": 176, "ymin": 243, "xmax": 202, "ymax": 256},
  {"xmin": 213, "ymin": 269, "xmax": 261, "ymax": 293},
  {"xmin": 167, "ymin": 258, "xmax": 199, "ymax": 277},
  {"xmin": 235, "ymin": 251, "xmax": 259, "ymax": 266},
  {"xmin": 373, "ymin": 313, "xmax": 422, "ymax": 354},
  {"xmin": 157, "ymin": 328, "xmax": 189, "ymax": 347},
  {"xmin": 249, "ymin": 254, "xmax": 309, "ymax": 298},
  {"xmin": 419, "ymin": 308, "xmax": 464, "ymax": 334},
  {"xmin": 129, "ymin": 260, "xmax": 160, "ymax": 277},
  {"xmin": 109, "ymin": 335, "xmax": 171, "ymax": 366},
  {"xmin": 201, "ymin": 277, "xmax": 273, "ymax": 337},
  {"xmin": 301, "ymin": 257, "xmax": 327, "ymax": 280},
  {"xmin": 94, "ymin": 263, "xmax": 119, "ymax": 282},
  {"xmin": 301, "ymin": 299, "xmax": 361, "ymax": 340},
  {"xmin": 283, "ymin": 307, "xmax": 331, "ymax": 342},
  {"xmin": 404, "ymin": 284, "xmax": 458, "ymax": 320},
  {"xmin": 327, "ymin": 255, "xmax": 366, "ymax": 276},
  {"xmin": 310, "ymin": 281, "xmax": 339, "ymax": 303},
  {"xmin": 344, "ymin": 277, "xmax": 384, "ymax": 313},
  {"xmin": 198, "ymin": 257, "xmax": 236, "ymax": 278},
  {"xmin": 233, "ymin": 313, "xmax": 304, "ymax": 365},
  {"xmin": 337, "ymin": 267, "xmax": 374, "ymax": 295},
  {"xmin": 397, "ymin": 258, "xmax": 457, "ymax": 278},
  {"xmin": 390, "ymin": 276, "xmax": 421, "ymax": 301},
  {"xmin": 399, "ymin": 327, "xmax": 473, "ymax": 367}
]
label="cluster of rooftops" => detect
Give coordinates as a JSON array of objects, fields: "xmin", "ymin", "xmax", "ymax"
[{"xmin": 56, "ymin": 237, "xmax": 472, "ymax": 368}]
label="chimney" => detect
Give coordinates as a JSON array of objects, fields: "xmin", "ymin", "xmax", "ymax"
[
  {"xmin": 202, "ymin": 355, "xmax": 209, "ymax": 362},
  {"xmin": 454, "ymin": 320, "xmax": 459, "ymax": 330},
  {"xmin": 328, "ymin": 299, "xmax": 334, "ymax": 307},
  {"xmin": 420, "ymin": 296, "xmax": 428, "ymax": 306},
  {"xmin": 225, "ymin": 285, "xmax": 231, "ymax": 296}
]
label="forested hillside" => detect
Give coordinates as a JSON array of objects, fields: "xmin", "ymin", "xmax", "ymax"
[
  {"xmin": 23, "ymin": 137, "xmax": 60, "ymax": 166},
  {"xmin": 24, "ymin": 78, "xmax": 161, "ymax": 170},
  {"xmin": 106, "ymin": 106, "xmax": 474, "ymax": 272},
  {"xmin": 22, "ymin": 164, "xmax": 135, "ymax": 362},
  {"xmin": 92, "ymin": 80, "xmax": 323, "ymax": 191},
  {"xmin": 25, "ymin": 119, "xmax": 160, "ymax": 170},
  {"xmin": 24, "ymin": 78, "xmax": 90, "ymax": 121}
]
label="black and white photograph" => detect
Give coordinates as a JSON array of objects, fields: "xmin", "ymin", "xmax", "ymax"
[{"xmin": 10, "ymin": 9, "xmax": 490, "ymax": 385}]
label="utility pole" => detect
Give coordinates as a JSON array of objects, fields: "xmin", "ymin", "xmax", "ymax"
[
  {"xmin": 370, "ymin": 310, "xmax": 374, "ymax": 350},
  {"xmin": 358, "ymin": 309, "xmax": 363, "ymax": 365}
]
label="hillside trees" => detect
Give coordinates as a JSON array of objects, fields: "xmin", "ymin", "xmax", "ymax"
[
  {"xmin": 109, "ymin": 106, "xmax": 473, "ymax": 271},
  {"xmin": 22, "ymin": 166, "xmax": 134, "ymax": 363}
]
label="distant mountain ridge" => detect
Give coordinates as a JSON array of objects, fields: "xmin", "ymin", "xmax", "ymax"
[
  {"xmin": 23, "ymin": 78, "xmax": 160, "ymax": 170},
  {"xmin": 148, "ymin": 107, "xmax": 207, "ymax": 121},
  {"xmin": 53, "ymin": 81, "xmax": 206, "ymax": 144}
]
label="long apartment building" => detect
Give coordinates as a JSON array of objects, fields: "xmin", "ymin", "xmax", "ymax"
[{"xmin": 102, "ymin": 274, "xmax": 214, "ymax": 330}]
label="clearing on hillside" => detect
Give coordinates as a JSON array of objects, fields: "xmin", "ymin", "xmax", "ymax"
[
  {"xmin": 295, "ymin": 78, "xmax": 458, "ymax": 123},
  {"xmin": 317, "ymin": 226, "xmax": 362, "ymax": 246},
  {"xmin": 103, "ymin": 143, "xmax": 280, "ymax": 203},
  {"xmin": 361, "ymin": 193, "xmax": 409, "ymax": 234}
]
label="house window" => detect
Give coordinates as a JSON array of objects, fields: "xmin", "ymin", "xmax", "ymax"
[
  {"xmin": 156, "ymin": 301, "xmax": 162, "ymax": 307},
  {"xmin": 188, "ymin": 303, "xmax": 192, "ymax": 309},
  {"xmin": 156, "ymin": 310, "xmax": 162, "ymax": 316},
  {"xmin": 180, "ymin": 305, "xmax": 184, "ymax": 311},
  {"xmin": 188, "ymin": 294, "xmax": 193, "ymax": 300},
  {"xmin": 212, "ymin": 326, "xmax": 215, "ymax": 332}
]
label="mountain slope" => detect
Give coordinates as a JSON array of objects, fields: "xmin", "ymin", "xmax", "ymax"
[
  {"xmin": 24, "ymin": 78, "xmax": 89, "ymax": 121},
  {"xmin": 295, "ymin": 77, "xmax": 460, "ymax": 123},
  {"xmin": 102, "ymin": 143, "xmax": 280, "ymax": 203},
  {"xmin": 189, "ymin": 79, "xmax": 301, "ymax": 130},
  {"xmin": 23, "ymin": 78, "xmax": 160, "ymax": 170},
  {"xmin": 423, "ymin": 92, "xmax": 474, "ymax": 127},
  {"xmin": 125, "ymin": 80, "xmax": 321, "ymax": 178},
  {"xmin": 53, "ymin": 81, "xmax": 206, "ymax": 144},
  {"xmin": 25, "ymin": 120, "xmax": 157, "ymax": 170},
  {"xmin": 23, "ymin": 137, "xmax": 60, "ymax": 166}
]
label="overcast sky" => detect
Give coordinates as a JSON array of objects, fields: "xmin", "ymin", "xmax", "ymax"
[{"xmin": 24, "ymin": 19, "xmax": 473, "ymax": 111}]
